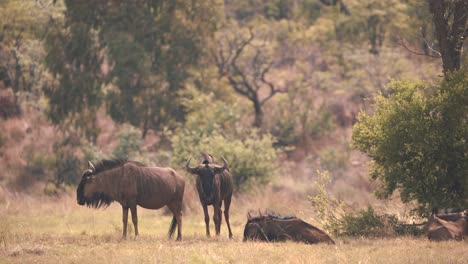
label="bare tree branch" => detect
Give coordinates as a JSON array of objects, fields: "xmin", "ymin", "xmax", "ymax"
[
  {"xmin": 422, "ymin": 38, "xmax": 442, "ymax": 57},
  {"xmin": 397, "ymin": 37, "xmax": 441, "ymax": 58},
  {"xmin": 214, "ymin": 26, "xmax": 286, "ymax": 127}
]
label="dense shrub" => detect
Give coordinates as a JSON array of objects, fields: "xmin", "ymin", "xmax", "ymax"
[
  {"xmin": 353, "ymin": 70, "xmax": 468, "ymax": 210},
  {"xmin": 112, "ymin": 125, "xmax": 143, "ymax": 160},
  {"xmin": 171, "ymin": 129, "xmax": 278, "ymax": 192},
  {"xmin": 310, "ymin": 170, "xmax": 425, "ymax": 237}
]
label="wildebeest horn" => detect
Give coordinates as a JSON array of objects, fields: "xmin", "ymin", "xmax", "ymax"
[
  {"xmin": 213, "ymin": 157, "xmax": 228, "ymax": 173},
  {"xmin": 247, "ymin": 212, "xmax": 252, "ymax": 220},
  {"xmin": 88, "ymin": 161, "xmax": 96, "ymax": 172},
  {"xmin": 185, "ymin": 158, "xmax": 198, "ymax": 174}
]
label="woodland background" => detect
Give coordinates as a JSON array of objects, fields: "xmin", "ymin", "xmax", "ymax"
[{"xmin": 0, "ymin": 0, "xmax": 467, "ymax": 255}]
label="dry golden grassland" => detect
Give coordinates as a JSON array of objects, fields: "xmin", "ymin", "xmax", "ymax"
[{"xmin": 1, "ymin": 193, "xmax": 467, "ymax": 264}]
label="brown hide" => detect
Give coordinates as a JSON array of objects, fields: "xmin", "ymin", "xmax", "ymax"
[
  {"xmin": 428, "ymin": 212, "xmax": 468, "ymax": 241},
  {"xmin": 77, "ymin": 159, "xmax": 185, "ymax": 240},
  {"xmin": 243, "ymin": 214, "xmax": 335, "ymax": 244},
  {"xmin": 186, "ymin": 155, "xmax": 234, "ymax": 238}
]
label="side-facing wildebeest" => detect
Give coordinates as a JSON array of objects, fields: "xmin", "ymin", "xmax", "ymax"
[
  {"xmin": 243, "ymin": 213, "xmax": 335, "ymax": 244},
  {"xmin": 77, "ymin": 159, "xmax": 185, "ymax": 240},
  {"xmin": 185, "ymin": 153, "xmax": 233, "ymax": 238},
  {"xmin": 428, "ymin": 208, "xmax": 467, "ymax": 241}
]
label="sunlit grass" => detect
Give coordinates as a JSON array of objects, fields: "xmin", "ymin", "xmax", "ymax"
[{"xmin": 1, "ymin": 194, "xmax": 467, "ymax": 264}]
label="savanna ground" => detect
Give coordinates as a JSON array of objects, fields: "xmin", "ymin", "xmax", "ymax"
[{"xmin": 1, "ymin": 190, "xmax": 467, "ymax": 264}]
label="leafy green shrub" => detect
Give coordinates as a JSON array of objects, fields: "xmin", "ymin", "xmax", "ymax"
[
  {"xmin": 54, "ymin": 155, "xmax": 81, "ymax": 186},
  {"xmin": 353, "ymin": 70, "xmax": 468, "ymax": 210},
  {"xmin": 336, "ymin": 207, "xmax": 426, "ymax": 237},
  {"xmin": 112, "ymin": 125, "xmax": 143, "ymax": 160},
  {"xmin": 271, "ymin": 115, "xmax": 300, "ymax": 148},
  {"xmin": 171, "ymin": 129, "xmax": 278, "ymax": 192},
  {"xmin": 309, "ymin": 170, "xmax": 346, "ymax": 234},
  {"xmin": 338, "ymin": 207, "xmax": 386, "ymax": 237},
  {"xmin": 310, "ymin": 170, "xmax": 425, "ymax": 237},
  {"xmin": 81, "ymin": 141, "xmax": 107, "ymax": 163}
]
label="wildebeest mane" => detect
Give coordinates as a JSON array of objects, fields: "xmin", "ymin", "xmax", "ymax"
[
  {"xmin": 93, "ymin": 159, "xmax": 146, "ymax": 174},
  {"xmin": 267, "ymin": 213, "xmax": 297, "ymax": 220},
  {"xmin": 77, "ymin": 179, "xmax": 113, "ymax": 208},
  {"xmin": 249, "ymin": 211, "xmax": 297, "ymax": 221},
  {"xmin": 85, "ymin": 192, "xmax": 113, "ymax": 208}
]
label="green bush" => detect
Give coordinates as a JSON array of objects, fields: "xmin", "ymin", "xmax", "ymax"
[
  {"xmin": 338, "ymin": 207, "xmax": 386, "ymax": 237},
  {"xmin": 171, "ymin": 129, "xmax": 279, "ymax": 192},
  {"xmin": 310, "ymin": 170, "xmax": 425, "ymax": 237},
  {"xmin": 352, "ymin": 70, "xmax": 468, "ymax": 210},
  {"xmin": 309, "ymin": 170, "xmax": 346, "ymax": 234},
  {"xmin": 336, "ymin": 207, "xmax": 426, "ymax": 237},
  {"xmin": 81, "ymin": 140, "xmax": 106, "ymax": 163},
  {"xmin": 112, "ymin": 124, "xmax": 143, "ymax": 160}
]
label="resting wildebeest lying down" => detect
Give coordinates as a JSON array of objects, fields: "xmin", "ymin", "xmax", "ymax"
[
  {"xmin": 428, "ymin": 208, "xmax": 468, "ymax": 241},
  {"xmin": 186, "ymin": 153, "xmax": 234, "ymax": 238},
  {"xmin": 77, "ymin": 160, "xmax": 185, "ymax": 240},
  {"xmin": 243, "ymin": 213, "xmax": 335, "ymax": 244}
]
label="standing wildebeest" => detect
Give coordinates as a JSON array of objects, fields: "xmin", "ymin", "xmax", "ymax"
[
  {"xmin": 77, "ymin": 159, "xmax": 185, "ymax": 240},
  {"xmin": 428, "ymin": 209, "xmax": 467, "ymax": 241},
  {"xmin": 243, "ymin": 213, "xmax": 335, "ymax": 244},
  {"xmin": 185, "ymin": 154, "xmax": 233, "ymax": 238}
]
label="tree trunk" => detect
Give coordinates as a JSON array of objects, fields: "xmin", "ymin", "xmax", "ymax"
[
  {"xmin": 428, "ymin": 0, "xmax": 467, "ymax": 74},
  {"xmin": 253, "ymin": 99, "xmax": 263, "ymax": 128}
]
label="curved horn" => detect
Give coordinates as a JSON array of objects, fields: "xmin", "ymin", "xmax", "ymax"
[
  {"xmin": 213, "ymin": 157, "xmax": 228, "ymax": 174},
  {"xmin": 185, "ymin": 158, "xmax": 198, "ymax": 174},
  {"xmin": 247, "ymin": 212, "xmax": 252, "ymax": 220},
  {"xmin": 88, "ymin": 161, "xmax": 96, "ymax": 172}
]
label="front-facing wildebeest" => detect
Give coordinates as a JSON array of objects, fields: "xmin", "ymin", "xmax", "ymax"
[
  {"xmin": 77, "ymin": 159, "xmax": 185, "ymax": 240},
  {"xmin": 428, "ymin": 208, "xmax": 467, "ymax": 241},
  {"xmin": 243, "ymin": 213, "xmax": 335, "ymax": 244},
  {"xmin": 185, "ymin": 154, "xmax": 233, "ymax": 238}
]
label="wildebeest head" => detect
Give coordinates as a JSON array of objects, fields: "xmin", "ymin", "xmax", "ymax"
[
  {"xmin": 185, "ymin": 156, "xmax": 228, "ymax": 197},
  {"xmin": 185, "ymin": 156, "xmax": 228, "ymax": 177},
  {"xmin": 76, "ymin": 161, "xmax": 112, "ymax": 208},
  {"xmin": 243, "ymin": 213, "xmax": 268, "ymax": 241}
]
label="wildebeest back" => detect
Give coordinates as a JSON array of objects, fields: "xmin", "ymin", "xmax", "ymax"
[{"xmin": 244, "ymin": 214, "xmax": 335, "ymax": 244}]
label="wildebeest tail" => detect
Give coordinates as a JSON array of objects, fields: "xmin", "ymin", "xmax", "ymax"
[{"xmin": 168, "ymin": 216, "xmax": 177, "ymax": 238}]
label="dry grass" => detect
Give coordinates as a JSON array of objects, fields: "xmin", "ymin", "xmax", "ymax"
[{"xmin": 1, "ymin": 193, "xmax": 467, "ymax": 264}]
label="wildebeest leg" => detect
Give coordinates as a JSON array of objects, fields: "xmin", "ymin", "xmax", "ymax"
[
  {"xmin": 202, "ymin": 203, "xmax": 211, "ymax": 237},
  {"xmin": 130, "ymin": 205, "xmax": 139, "ymax": 238},
  {"xmin": 224, "ymin": 197, "xmax": 233, "ymax": 239},
  {"xmin": 122, "ymin": 206, "xmax": 129, "ymax": 238},
  {"xmin": 167, "ymin": 202, "xmax": 183, "ymax": 241},
  {"xmin": 213, "ymin": 204, "xmax": 222, "ymax": 236}
]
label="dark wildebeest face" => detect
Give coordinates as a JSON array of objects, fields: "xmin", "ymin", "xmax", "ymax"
[
  {"xmin": 185, "ymin": 157, "xmax": 228, "ymax": 195},
  {"xmin": 76, "ymin": 161, "xmax": 101, "ymax": 206},
  {"xmin": 243, "ymin": 215, "xmax": 268, "ymax": 241}
]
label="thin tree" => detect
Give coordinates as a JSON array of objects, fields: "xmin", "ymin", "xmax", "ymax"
[{"xmin": 214, "ymin": 27, "xmax": 285, "ymax": 128}]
